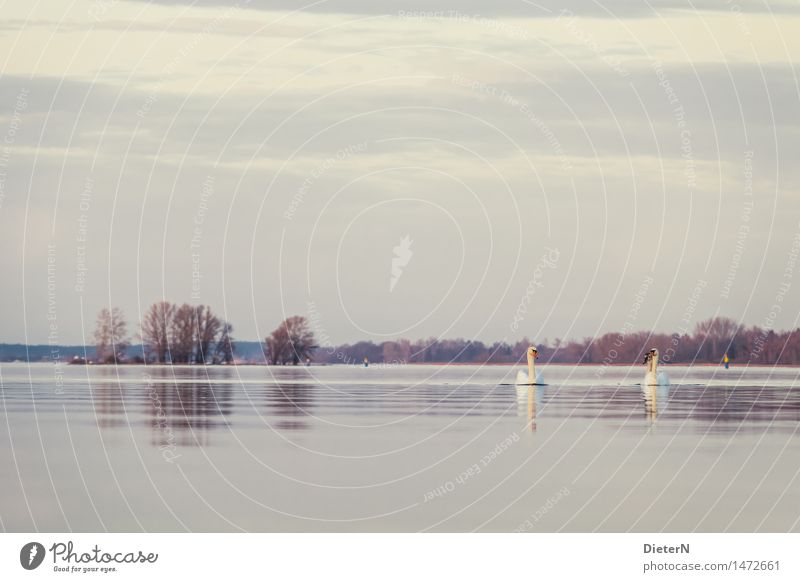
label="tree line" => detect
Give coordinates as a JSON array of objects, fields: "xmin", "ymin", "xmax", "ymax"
[
  {"xmin": 313, "ymin": 316, "xmax": 800, "ymax": 366},
  {"xmin": 93, "ymin": 303, "xmax": 234, "ymax": 364},
  {"xmin": 92, "ymin": 305, "xmax": 315, "ymax": 365},
  {"xmin": 91, "ymin": 310, "xmax": 800, "ymax": 366}
]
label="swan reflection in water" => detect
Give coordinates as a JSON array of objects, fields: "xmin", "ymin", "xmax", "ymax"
[
  {"xmin": 642, "ymin": 383, "xmax": 670, "ymax": 422},
  {"xmin": 516, "ymin": 385, "xmax": 543, "ymax": 432}
]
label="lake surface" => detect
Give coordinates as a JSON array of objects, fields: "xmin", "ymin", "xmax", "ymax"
[{"xmin": 1, "ymin": 362, "xmax": 798, "ymax": 532}]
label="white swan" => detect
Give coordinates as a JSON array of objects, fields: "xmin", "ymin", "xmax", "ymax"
[
  {"xmin": 643, "ymin": 348, "xmax": 669, "ymax": 386},
  {"xmin": 516, "ymin": 346, "xmax": 544, "ymax": 385}
]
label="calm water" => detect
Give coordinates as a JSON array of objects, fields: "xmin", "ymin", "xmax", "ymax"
[{"xmin": 1, "ymin": 362, "xmax": 798, "ymax": 532}]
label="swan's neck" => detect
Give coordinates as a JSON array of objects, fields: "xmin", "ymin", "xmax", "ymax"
[
  {"xmin": 527, "ymin": 353, "xmax": 536, "ymax": 383},
  {"xmin": 649, "ymin": 355, "xmax": 658, "ymax": 375}
]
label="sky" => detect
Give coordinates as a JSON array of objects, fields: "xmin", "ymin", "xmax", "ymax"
[{"xmin": 0, "ymin": 0, "xmax": 798, "ymax": 346}]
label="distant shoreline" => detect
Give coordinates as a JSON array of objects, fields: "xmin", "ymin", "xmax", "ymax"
[{"xmin": 5, "ymin": 361, "xmax": 800, "ymax": 368}]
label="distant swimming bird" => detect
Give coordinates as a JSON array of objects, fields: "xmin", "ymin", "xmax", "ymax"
[
  {"xmin": 516, "ymin": 346, "xmax": 544, "ymax": 385},
  {"xmin": 643, "ymin": 348, "xmax": 670, "ymax": 386}
]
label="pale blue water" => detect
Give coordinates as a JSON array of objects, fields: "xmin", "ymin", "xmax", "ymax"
[{"xmin": 1, "ymin": 363, "xmax": 798, "ymax": 532}]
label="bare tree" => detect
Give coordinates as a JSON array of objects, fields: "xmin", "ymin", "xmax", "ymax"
[
  {"xmin": 169, "ymin": 303, "xmax": 196, "ymax": 364},
  {"xmin": 265, "ymin": 324, "xmax": 289, "ymax": 365},
  {"xmin": 265, "ymin": 316, "xmax": 315, "ymax": 365},
  {"xmin": 94, "ymin": 309, "xmax": 112, "ymax": 363},
  {"xmin": 215, "ymin": 322, "xmax": 235, "ymax": 364},
  {"xmin": 140, "ymin": 301, "xmax": 174, "ymax": 363},
  {"xmin": 94, "ymin": 307, "xmax": 129, "ymax": 363},
  {"xmin": 695, "ymin": 316, "xmax": 739, "ymax": 361},
  {"xmin": 382, "ymin": 339, "xmax": 411, "ymax": 364},
  {"xmin": 193, "ymin": 305, "xmax": 221, "ymax": 364}
]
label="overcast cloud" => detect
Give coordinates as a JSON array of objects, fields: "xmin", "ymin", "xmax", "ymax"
[{"xmin": 1, "ymin": 0, "xmax": 798, "ymax": 345}]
